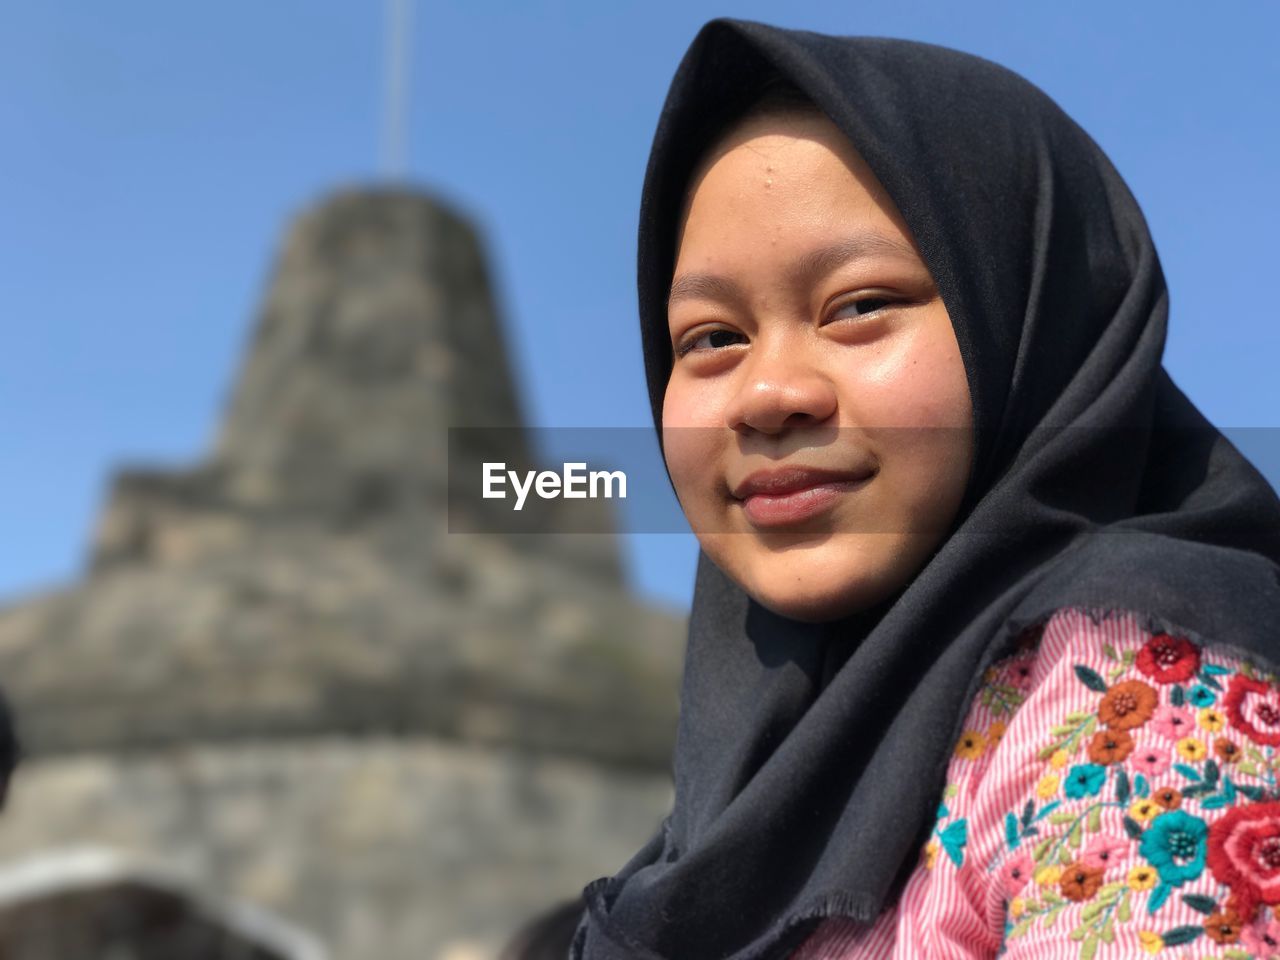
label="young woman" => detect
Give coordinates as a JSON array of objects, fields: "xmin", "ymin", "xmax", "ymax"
[{"xmin": 535, "ymin": 17, "xmax": 1280, "ymax": 960}]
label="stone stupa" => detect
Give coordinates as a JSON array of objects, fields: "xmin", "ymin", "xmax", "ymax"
[{"xmin": 0, "ymin": 187, "xmax": 684, "ymax": 960}]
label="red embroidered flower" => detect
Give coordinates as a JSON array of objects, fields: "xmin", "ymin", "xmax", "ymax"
[
  {"xmin": 1152, "ymin": 786, "xmax": 1183, "ymax": 811},
  {"xmin": 1136, "ymin": 633, "xmax": 1201, "ymax": 684},
  {"xmin": 1216, "ymin": 738, "xmax": 1243, "ymax": 764},
  {"xmin": 1204, "ymin": 909, "xmax": 1244, "ymax": 944},
  {"xmin": 1224, "ymin": 675, "xmax": 1280, "ymax": 748},
  {"xmin": 1207, "ymin": 801, "xmax": 1280, "ymax": 922},
  {"xmin": 1087, "ymin": 729, "xmax": 1134, "ymax": 765},
  {"xmin": 1059, "ymin": 861, "xmax": 1104, "ymax": 902},
  {"xmin": 1098, "ymin": 679, "xmax": 1158, "ymax": 730}
]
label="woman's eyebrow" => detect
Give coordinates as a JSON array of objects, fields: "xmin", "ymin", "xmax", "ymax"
[{"xmin": 668, "ymin": 232, "xmax": 922, "ymax": 309}]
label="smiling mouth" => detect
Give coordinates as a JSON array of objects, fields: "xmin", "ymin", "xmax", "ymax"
[{"xmin": 736, "ymin": 475, "xmax": 873, "ymax": 528}]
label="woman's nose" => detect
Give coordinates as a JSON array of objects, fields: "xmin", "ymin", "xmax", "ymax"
[{"xmin": 723, "ymin": 346, "xmax": 837, "ymax": 436}]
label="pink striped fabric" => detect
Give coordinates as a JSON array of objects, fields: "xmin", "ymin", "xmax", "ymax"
[{"xmin": 786, "ymin": 606, "xmax": 1280, "ymax": 959}]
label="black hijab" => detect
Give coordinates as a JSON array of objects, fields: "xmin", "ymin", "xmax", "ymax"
[{"xmin": 572, "ymin": 17, "xmax": 1280, "ymax": 960}]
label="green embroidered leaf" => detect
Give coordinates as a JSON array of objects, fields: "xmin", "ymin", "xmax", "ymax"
[
  {"xmin": 1181, "ymin": 894, "xmax": 1217, "ymax": 914},
  {"xmin": 941, "ymin": 819, "xmax": 967, "ymax": 867},
  {"xmin": 1081, "ymin": 899, "xmax": 1108, "ymax": 923},
  {"xmin": 1239, "ymin": 783, "xmax": 1267, "ymax": 801},
  {"xmin": 1171, "ymin": 685, "xmax": 1185, "ymax": 707},
  {"xmin": 1044, "ymin": 903, "xmax": 1066, "ymax": 928},
  {"xmin": 1022, "ymin": 799, "xmax": 1036, "ymax": 828},
  {"xmin": 1160, "ymin": 925, "xmax": 1203, "ymax": 946},
  {"xmin": 1079, "ymin": 932, "xmax": 1099, "ymax": 960},
  {"xmin": 1116, "ymin": 890, "xmax": 1132, "ymax": 922},
  {"xmin": 1122, "ymin": 816, "xmax": 1144, "ymax": 840},
  {"xmin": 1102, "ymin": 643, "xmax": 1120, "ymax": 661},
  {"xmin": 1199, "ymin": 670, "xmax": 1223, "ymax": 691},
  {"xmin": 1008, "ymin": 916, "xmax": 1033, "ymax": 939},
  {"xmin": 1049, "ymin": 810, "xmax": 1077, "ymax": 825},
  {"xmin": 1086, "ymin": 805, "xmax": 1102, "ymax": 833},
  {"xmin": 1241, "ymin": 760, "xmax": 1263, "ymax": 777},
  {"xmin": 1204, "ymin": 759, "xmax": 1221, "ymax": 785},
  {"xmin": 1067, "ymin": 820, "xmax": 1083, "ymax": 849},
  {"xmin": 1074, "ymin": 665, "xmax": 1108, "ymax": 692},
  {"xmin": 1100, "ymin": 914, "xmax": 1115, "ymax": 944},
  {"xmin": 1033, "ymin": 836, "xmax": 1055, "ymax": 862},
  {"xmin": 1114, "ymin": 768, "xmax": 1131, "ymax": 804},
  {"xmin": 1034, "ymin": 801, "xmax": 1062, "ymax": 822},
  {"xmin": 1174, "ymin": 763, "xmax": 1202, "ymax": 781}
]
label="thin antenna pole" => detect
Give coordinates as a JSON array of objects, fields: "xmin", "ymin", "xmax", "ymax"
[{"xmin": 381, "ymin": 0, "xmax": 411, "ymax": 178}]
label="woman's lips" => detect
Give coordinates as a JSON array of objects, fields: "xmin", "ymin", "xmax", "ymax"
[{"xmin": 738, "ymin": 475, "xmax": 872, "ymax": 527}]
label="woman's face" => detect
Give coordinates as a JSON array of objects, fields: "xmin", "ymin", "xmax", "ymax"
[{"xmin": 662, "ymin": 108, "xmax": 975, "ymax": 623}]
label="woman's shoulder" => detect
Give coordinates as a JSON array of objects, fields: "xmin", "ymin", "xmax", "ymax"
[
  {"xmin": 931, "ymin": 605, "xmax": 1280, "ymax": 957},
  {"xmin": 789, "ymin": 607, "xmax": 1280, "ymax": 959},
  {"xmin": 970, "ymin": 604, "xmax": 1274, "ymax": 735}
]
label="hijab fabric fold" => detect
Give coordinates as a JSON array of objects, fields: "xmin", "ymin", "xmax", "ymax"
[{"xmin": 573, "ymin": 18, "xmax": 1280, "ymax": 960}]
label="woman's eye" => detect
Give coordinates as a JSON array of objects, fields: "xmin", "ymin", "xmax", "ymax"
[
  {"xmin": 833, "ymin": 296, "xmax": 894, "ymax": 319},
  {"xmin": 677, "ymin": 328, "xmax": 747, "ymax": 356}
]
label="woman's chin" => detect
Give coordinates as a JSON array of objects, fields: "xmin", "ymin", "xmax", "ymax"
[{"xmin": 734, "ymin": 564, "xmax": 886, "ymax": 623}]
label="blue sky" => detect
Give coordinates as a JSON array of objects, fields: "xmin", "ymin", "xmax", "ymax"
[{"xmin": 2, "ymin": 2, "xmax": 1278, "ymax": 615}]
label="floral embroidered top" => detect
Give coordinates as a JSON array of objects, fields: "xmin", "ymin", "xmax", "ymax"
[{"xmin": 787, "ymin": 606, "xmax": 1280, "ymax": 960}]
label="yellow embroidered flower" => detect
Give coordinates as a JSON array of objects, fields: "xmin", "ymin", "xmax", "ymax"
[
  {"xmin": 1009, "ymin": 897, "xmax": 1026, "ymax": 919},
  {"xmin": 1176, "ymin": 737, "xmax": 1208, "ymax": 761},
  {"xmin": 923, "ymin": 839, "xmax": 939, "ymax": 870},
  {"xmin": 1036, "ymin": 774, "xmax": 1061, "ymax": 799},
  {"xmin": 987, "ymin": 721, "xmax": 1007, "ymax": 747},
  {"xmin": 1138, "ymin": 930, "xmax": 1163, "ymax": 953},
  {"xmin": 1127, "ymin": 865, "xmax": 1158, "ymax": 891},
  {"xmin": 1129, "ymin": 799, "xmax": 1160, "ymax": 823},
  {"xmin": 1034, "ymin": 865, "xmax": 1063, "ymax": 887},
  {"xmin": 954, "ymin": 730, "xmax": 986, "ymax": 760},
  {"xmin": 1048, "ymin": 748, "xmax": 1069, "ymax": 770},
  {"xmin": 1197, "ymin": 707, "xmax": 1225, "ymax": 732}
]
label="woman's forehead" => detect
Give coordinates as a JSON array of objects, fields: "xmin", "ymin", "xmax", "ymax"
[{"xmin": 674, "ymin": 112, "xmax": 922, "ymax": 274}]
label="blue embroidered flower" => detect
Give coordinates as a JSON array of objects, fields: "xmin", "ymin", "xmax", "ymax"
[
  {"xmin": 1187, "ymin": 684, "xmax": 1217, "ymax": 707},
  {"xmin": 1139, "ymin": 810, "xmax": 1207, "ymax": 887},
  {"xmin": 1064, "ymin": 763, "xmax": 1107, "ymax": 799}
]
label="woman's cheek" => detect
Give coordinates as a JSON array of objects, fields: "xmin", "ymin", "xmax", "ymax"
[{"xmin": 662, "ymin": 380, "xmax": 726, "ymax": 517}]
